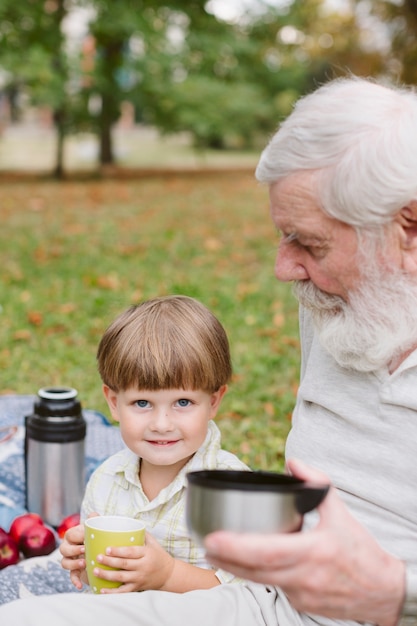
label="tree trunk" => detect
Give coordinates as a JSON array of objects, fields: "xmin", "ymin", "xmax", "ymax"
[
  {"xmin": 52, "ymin": 0, "xmax": 67, "ymax": 179},
  {"xmin": 53, "ymin": 109, "xmax": 65, "ymax": 180},
  {"xmin": 96, "ymin": 39, "xmax": 124, "ymax": 166},
  {"xmin": 99, "ymin": 112, "xmax": 114, "ymax": 165}
]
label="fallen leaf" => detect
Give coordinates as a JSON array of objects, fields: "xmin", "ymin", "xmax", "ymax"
[
  {"xmin": 240, "ymin": 441, "xmax": 251, "ymax": 454},
  {"xmin": 13, "ymin": 329, "xmax": 32, "ymax": 341},
  {"xmin": 97, "ymin": 274, "xmax": 120, "ymax": 289},
  {"xmin": 58, "ymin": 303, "xmax": 77, "ymax": 314},
  {"xmin": 204, "ymin": 238, "xmax": 222, "ymax": 251},
  {"xmin": 27, "ymin": 311, "xmax": 43, "ymax": 326},
  {"xmin": 273, "ymin": 313, "xmax": 285, "ymax": 327},
  {"xmin": 19, "ymin": 291, "xmax": 31, "ymax": 303}
]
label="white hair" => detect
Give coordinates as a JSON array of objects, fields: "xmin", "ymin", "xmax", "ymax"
[{"xmin": 256, "ymin": 76, "xmax": 417, "ymax": 227}]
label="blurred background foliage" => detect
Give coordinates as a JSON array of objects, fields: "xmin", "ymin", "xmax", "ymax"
[{"xmin": 1, "ymin": 0, "xmax": 417, "ymax": 178}]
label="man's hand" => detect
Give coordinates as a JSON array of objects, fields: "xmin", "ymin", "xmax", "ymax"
[{"xmin": 204, "ymin": 458, "xmax": 405, "ymax": 626}]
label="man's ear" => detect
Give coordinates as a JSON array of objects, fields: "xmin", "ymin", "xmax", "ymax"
[
  {"xmin": 102, "ymin": 384, "xmax": 120, "ymax": 423},
  {"xmin": 396, "ymin": 201, "xmax": 417, "ymax": 273}
]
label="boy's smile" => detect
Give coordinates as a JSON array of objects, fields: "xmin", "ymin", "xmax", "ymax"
[{"xmin": 147, "ymin": 440, "xmax": 180, "ymax": 445}]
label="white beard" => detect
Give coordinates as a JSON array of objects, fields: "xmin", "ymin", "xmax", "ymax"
[{"xmin": 293, "ymin": 269, "xmax": 417, "ymax": 372}]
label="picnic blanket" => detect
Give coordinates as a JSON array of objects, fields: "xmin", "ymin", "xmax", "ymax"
[{"xmin": 0, "ymin": 394, "xmax": 123, "ymax": 604}]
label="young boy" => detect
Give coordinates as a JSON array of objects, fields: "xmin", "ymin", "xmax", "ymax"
[{"xmin": 60, "ymin": 295, "xmax": 250, "ymax": 593}]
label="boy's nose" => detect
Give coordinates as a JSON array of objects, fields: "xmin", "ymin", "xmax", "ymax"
[{"xmin": 150, "ymin": 409, "xmax": 174, "ymax": 431}]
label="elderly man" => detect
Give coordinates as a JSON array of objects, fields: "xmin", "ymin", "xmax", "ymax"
[{"xmin": 0, "ymin": 76, "xmax": 415, "ymax": 625}]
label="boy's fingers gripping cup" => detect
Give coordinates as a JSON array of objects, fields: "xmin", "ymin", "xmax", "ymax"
[{"xmin": 84, "ymin": 516, "xmax": 145, "ymax": 593}]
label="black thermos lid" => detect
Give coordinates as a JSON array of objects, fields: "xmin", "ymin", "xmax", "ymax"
[{"xmin": 25, "ymin": 387, "xmax": 86, "ymax": 443}]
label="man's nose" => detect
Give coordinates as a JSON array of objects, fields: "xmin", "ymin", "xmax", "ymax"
[{"xmin": 274, "ymin": 242, "xmax": 309, "ymax": 282}]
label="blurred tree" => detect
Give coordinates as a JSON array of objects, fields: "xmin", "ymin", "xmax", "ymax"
[
  {"xmin": 51, "ymin": 0, "xmax": 231, "ymax": 163},
  {"xmin": 0, "ymin": 0, "xmax": 71, "ymax": 178},
  {"xmin": 2, "ymin": 0, "xmax": 411, "ymax": 175},
  {"xmin": 136, "ymin": 3, "xmax": 275, "ymax": 149},
  {"xmin": 75, "ymin": 0, "xmax": 150, "ymax": 165},
  {"xmin": 354, "ymin": 0, "xmax": 417, "ymax": 85},
  {"xmin": 132, "ymin": 0, "xmax": 386, "ymax": 149}
]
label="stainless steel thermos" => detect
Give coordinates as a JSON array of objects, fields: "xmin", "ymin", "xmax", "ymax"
[{"xmin": 24, "ymin": 387, "xmax": 87, "ymax": 527}]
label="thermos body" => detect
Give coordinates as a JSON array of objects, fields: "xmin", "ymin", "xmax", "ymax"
[
  {"xmin": 25, "ymin": 438, "xmax": 85, "ymax": 527},
  {"xmin": 24, "ymin": 387, "xmax": 87, "ymax": 527}
]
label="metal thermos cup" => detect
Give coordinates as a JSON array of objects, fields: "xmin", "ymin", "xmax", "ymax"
[{"xmin": 24, "ymin": 387, "xmax": 87, "ymax": 527}]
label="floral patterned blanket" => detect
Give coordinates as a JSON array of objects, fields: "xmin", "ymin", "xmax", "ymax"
[{"xmin": 0, "ymin": 394, "xmax": 123, "ymax": 604}]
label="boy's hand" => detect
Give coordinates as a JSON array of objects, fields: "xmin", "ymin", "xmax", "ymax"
[
  {"xmin": 91, "ymin": 531, "xmax": 175, "ymax": 593},
  {"xmin": 59, "ymin": 513, "xmax": 99, "ymax": 590}
]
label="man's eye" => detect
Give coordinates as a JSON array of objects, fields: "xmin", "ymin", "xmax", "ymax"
[
  {"xmin": 305, "ymin": 244, "xmax": 326, "ymax": 258},
  {"xmin": 136, "ymin": 400, "xmax": 149, "ymax": 408},
  {"xmin": 177, "ymin": 399, "xmax": 191, "ymax": 407}
]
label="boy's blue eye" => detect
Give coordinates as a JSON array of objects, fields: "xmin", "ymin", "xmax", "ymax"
[
  {"xmin": 177, "ymin": 399, "xmax": 190, "ymax": 407},
  {"xmin": 136, "ymin": 400, "xmax": 149, "ymax": 408}
]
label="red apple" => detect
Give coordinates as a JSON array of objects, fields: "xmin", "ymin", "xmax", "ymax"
[
  {"xmin": 57, "ymin": 513, "xmax": 81, "ymax": 539},
  {"xmin": 0, "ymin": 527, "xmax": 19, "ymax": 569},
  {"xmin": 9, "ymin": 513, "xmax": 43, "ymax": 545},
  {"xmin": 19, "ymin": 524, "xmax": 56, "ymax": 558}
]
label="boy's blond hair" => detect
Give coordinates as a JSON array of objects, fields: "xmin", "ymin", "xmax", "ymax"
[{"xmin": 97, "ymin": 295, "xmax": 232, "ymax": 393}]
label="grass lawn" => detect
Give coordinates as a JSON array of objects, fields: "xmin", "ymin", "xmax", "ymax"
[{"xmin": 0, "ymin": 169, "xmax": 300, "ymax": 471}]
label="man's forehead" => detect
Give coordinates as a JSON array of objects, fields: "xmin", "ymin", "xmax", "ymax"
[
  {"xmin": 269, "ymin": 194, "xmax": 328, "ymax": 237},
  {"xmin": 268, "ymin": 174, "xmax": 348, "ymax": 240}
]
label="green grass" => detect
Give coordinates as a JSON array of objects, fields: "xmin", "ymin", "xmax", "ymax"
[{"xmin": 0, "ymin": 171, "xmax": 300, "ymax": 471}]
